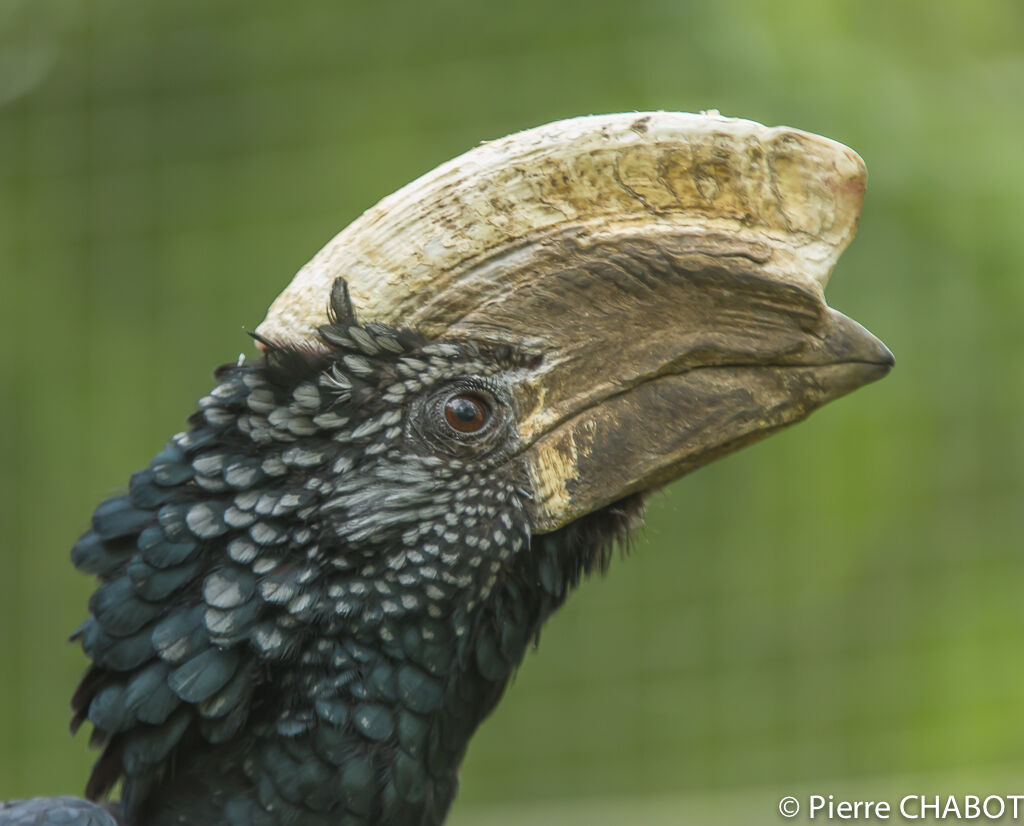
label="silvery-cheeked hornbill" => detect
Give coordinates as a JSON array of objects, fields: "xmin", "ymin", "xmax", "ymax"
[{"xmin": 1, "ymin": 112, "xmax": 892, "ymax": 826}]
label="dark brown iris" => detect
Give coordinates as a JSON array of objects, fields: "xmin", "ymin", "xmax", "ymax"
[{"xmin": 444, "ymin": 394, "xmax": 489, "ymax": 433}]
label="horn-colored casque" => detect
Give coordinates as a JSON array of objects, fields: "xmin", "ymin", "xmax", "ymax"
[{"xmin": 256, "ymin": 111, "xmax": 866, "ymax": 344}]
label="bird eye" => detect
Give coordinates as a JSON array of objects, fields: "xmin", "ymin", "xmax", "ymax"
[{"xmin": 444, "ymin": 393, "xmax": 490, "ymax": 434}]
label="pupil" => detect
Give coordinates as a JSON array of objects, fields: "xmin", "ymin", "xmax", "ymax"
[{"xmin": 453, "ymin": 399, "xmax": 478, "ymax": 422}]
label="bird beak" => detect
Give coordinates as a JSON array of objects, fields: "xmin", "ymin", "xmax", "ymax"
[
  {"xmin": 256, "ymin": 112, "xmax": 892, "ymax": 532},
  {"xmin": 507, "ymin": 268, "xmax": 893, "ymax": 531}
]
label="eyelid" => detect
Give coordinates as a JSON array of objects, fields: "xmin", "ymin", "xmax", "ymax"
[{"xmin": 410, "ymin": 377, "xmax": 511, "ymax": 458}]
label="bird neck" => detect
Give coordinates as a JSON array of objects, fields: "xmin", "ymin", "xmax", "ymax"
[{"xmin": 137, "ymin": 536, "xmax": 572, "ymax": 826}]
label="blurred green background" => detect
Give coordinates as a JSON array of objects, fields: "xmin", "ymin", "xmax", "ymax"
[{"xmin": 1, "ymin": 0, "xmax": 1022, "ymax": 823}]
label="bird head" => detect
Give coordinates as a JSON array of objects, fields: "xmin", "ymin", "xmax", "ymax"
[{"xmin": 70, "ymin": 112, "xmax": 891, "ymax": 824}]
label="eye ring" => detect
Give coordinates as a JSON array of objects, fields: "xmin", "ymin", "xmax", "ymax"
[{"xmin": 443, "ymin": 393, "xmax": 490, "ymax": 434}]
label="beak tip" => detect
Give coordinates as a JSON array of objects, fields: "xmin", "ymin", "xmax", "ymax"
[
  {"xmin": 879, "ymin": 343, "xmax": 896, "ymax": 370},
  {"xmin": 825, "ymin": 309, "xmax": 894, "ymax": 375}
]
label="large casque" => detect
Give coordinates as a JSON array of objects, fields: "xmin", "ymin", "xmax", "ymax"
[{"xmin": 257, "ymin": 111, "xmax": 866, "ymax": 342}]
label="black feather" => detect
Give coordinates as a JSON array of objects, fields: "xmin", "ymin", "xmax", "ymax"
[{"xmin": 43, "ymin": 301, "xmax": 647, "ymax": 826}]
